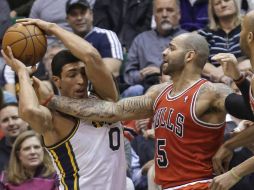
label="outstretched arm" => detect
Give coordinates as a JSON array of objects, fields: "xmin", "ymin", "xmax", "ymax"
[
  {"xmin": 212, "ymin": 53, "xmax": 254, "ymax": 120},
  {"xmin": 47, "ymin": 95, "xmax": 153, "ymax": 122},
  {"xmin": 46, "ymin": 83, "xmax": 166, "ymax": 122},
  {"xmin": 1, "ymin": 47, "xmax": 53, "ymax": 134},
  {"xmin": 17, "ymin": 18, "xmax": 118, "ymax": 101}
]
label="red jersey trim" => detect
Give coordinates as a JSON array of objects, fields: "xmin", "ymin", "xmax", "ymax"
[{"xmin": 190, "ymin": 82, "xmax": 225, "ymax": 129}]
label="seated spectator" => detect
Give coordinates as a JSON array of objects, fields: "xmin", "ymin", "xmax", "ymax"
[
  {"xmin": 0, "ymin": 102, "xmax": 29, "ymax": 172},
  {"xmin": 122, "ymin": 0, "xmax": 186, "ymax": 97},
  {"xmin": 93, "ymin": 0, "xmax": 153, "ymax": 50},
  {"xmin": 198, "ymin": 0, "xmax": 251, "ymax": 84},
  {"xmin": 41, "ymin": 41, "xmax": 65, "ymax": 79},
  {"xmin": 29, "ymin": 0, "xmax": 72, "ymax": 45},
  {"xmin": 0, "ymin": 0, "xmax": 12, "ymax": 46},
  {"xmin": 66, "ymin": 0, "xmax": 123, "ymax": 78},
  {"xmin": 179, "ymin": 0, "xmax": 209, "ymax": 31},
  {"xmin": 0, "ymin": 130, "xmax": 58, "ymax": 190},
  {"xmin": 237, "ymin": 0, "xmax": 254, "ymax": 15}
]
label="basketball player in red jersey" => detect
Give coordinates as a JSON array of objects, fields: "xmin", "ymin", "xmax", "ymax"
[{"xmin": 32, "ymin": 33, "xmax": 232, "ymax": 189}]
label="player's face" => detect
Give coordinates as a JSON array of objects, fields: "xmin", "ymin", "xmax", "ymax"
[
  {"xmin": 67, "ymin": 7, "xmax": 93, "ymax": 36},
  {"xmin": 154, "ymin": 0, "xmax": 180, "ymax": 35},
  {"xmin": 18, "ymin": 136, "xmax": 44, "ymax": 171},
  {"xmin": 240, "ymin": 17, "xmax": 251, "ymax": 57},
  {"xmin": 162, "ymin": 36, "xmax": 187, "ymax": 75},
  {"xmin": 212, "ymin": 0, "xmax": 237, "ymax": 19},
  {"xmin": 57, "ymin": 62, "xmax": 88, "ymax": 99},
  {"xmin": 0, "ymin": 106, "xmax": 28, "ymax": 138}
]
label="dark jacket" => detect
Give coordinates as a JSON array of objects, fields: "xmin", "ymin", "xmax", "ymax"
[
  {"xmin": 0, "ymin": 137, "xmax": 12, "ymax": 172},
  {"xmin": 93, "ymin": 0, "xmax": 153, "ymax": 50},
  {"xmin": 180, "ymin": 0, "xmax": 208, "ymax": 31}
]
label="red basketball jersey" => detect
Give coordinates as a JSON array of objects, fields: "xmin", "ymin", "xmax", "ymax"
[{"xmin": 153, "ymin": 79, "xmax": 225, "ymax": 189}]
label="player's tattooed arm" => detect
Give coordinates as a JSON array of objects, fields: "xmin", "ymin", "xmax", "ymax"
[
  {"xmin": 197, "ymin": 82, "xmax": 233, "ymax": 114},
  {"xmin": 212, "ymin": 83, "xmax": 233, "ymax": 112},
  {"xmin": 47, "ymin": 83, "xmax": 166, "ymax": 122},
  {"xmin": 47, "ymin": 95, "xmax": 155, "ymax": 122}
]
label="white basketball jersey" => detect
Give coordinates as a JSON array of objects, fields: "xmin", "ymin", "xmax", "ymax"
[{"xmin": 45, "ymin": 119, "xmax": 126, "ymax": 190}]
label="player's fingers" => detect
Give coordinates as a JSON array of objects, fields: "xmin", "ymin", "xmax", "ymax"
[
  {"xmin": 211, "ymin": 54, "xmax": 224, "ymax": 61},
  {"xmin": 224, "ymin": 156, "xmax": 233, "ymax": 172},
  {"xmin": 224, "ymin": 161, "xmax": 230, "ymax": 172},
  {"xmin": 32, "ymin": 76, "xmax": 41, "ymax": 89},
  {"xmin": 213, "ymin": 159, "xmax": 224, "ymax": 175},
  {"xmin": 6, "ymin": 46, "xmax": 14, "ymax": 59},
  {"xmin": 1, "ymin": 49, "xmax": 11, "ymax": 63},
  {"xmin": 16, "ymin": 18, "xmax": 34, "ymax": 25}
]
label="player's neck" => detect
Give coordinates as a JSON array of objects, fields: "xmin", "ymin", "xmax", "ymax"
[{"xmin": 171, "ymin": 71, "xmax": 201, "ymax": 95}]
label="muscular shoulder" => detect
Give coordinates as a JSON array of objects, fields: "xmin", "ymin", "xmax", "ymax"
[
  {"xmin": 197, "ymin": 81, "xmax": 233, "ymax": 111},
  {"xmin": 145, "ymin": 82, "xmax": 171, "ymax": 100},
  {"xmin": 199, "ymin": 82, "xmax": 232, "ymax": 97}
]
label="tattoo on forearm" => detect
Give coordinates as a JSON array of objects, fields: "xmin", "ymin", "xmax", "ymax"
[{"xmin": 48, "ymin": 95, "xmax": 153, "ymax": 122}]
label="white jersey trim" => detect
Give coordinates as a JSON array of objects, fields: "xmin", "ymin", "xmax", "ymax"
[
  {"xmin": 190, "ymin": 83, "xmax": 225, "ymax": 129},
  {"xmin": 163, "ymin": 179, "xmax": 212, "ymax": 190}
]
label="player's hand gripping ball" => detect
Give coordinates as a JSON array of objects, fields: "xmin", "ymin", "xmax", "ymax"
[{"xmin": 2, "ymin": 23, "xmax": 47, "ymax": 66}]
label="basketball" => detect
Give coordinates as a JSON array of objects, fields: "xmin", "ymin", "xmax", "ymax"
[{"xmin": 2, "ymin": 23, "xmax": 47, "ymax": 66}]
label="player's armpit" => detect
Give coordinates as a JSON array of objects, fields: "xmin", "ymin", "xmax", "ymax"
[
  {"xmin": 195, "ymin": 82, "xmax": 233, "ymax": 118},
  {"xmin": 47, "ymin": 95, "xmax": 154, "ymax": 122},
  {"xmin": 212, "ymin": 83, "xmax": 233, "ymax": 112}
]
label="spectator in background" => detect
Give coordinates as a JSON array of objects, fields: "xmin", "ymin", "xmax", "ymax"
[
  {"xmin": 0, "ymin": 0, "xmax": 12, "ymax": 90},
  {"xmin": 198, "ymin": 0, "xmax": 251, "ymax": 84},
  {"xmin": 0, "ymin": 0, "xmax": 12, "ymax": 46},
  {"xmin": 7, "ymin": 0, "xmax": 34, "ymax": 18},
  {"xmin": 0, "ymin": 89, "xmax": 4, "ymax": 140},
  {"xmin": 0, "ymin": 130, "xmax": 58, "ymax": 190},
  {"xmin": 237, "ymin": 0, "xmax": 254, "ymax": 15},
  {"xmin": 179, "ymin": 0, "xmax": 209, "ymax": 31},
  {"xmin": 29, "ymin": 0, "xmax": 72, "ymax": 45},
  {"xmin": 66, "ymin": 0, "xmax": 123, "ymax": 78},
  {"xmin": 0, "ymin": 103, "xmax": 29, "ymax": 172},
  {"xmin": 122, "ymin": 0, "xmax": 186, "ymax": 97},
  {"xmin": 41, "ymin": 41, "xmax": 65, "ymax": 79},
  {"xmin": 93, "ymin": 0, "xmax": 153, "ymax": 50}
]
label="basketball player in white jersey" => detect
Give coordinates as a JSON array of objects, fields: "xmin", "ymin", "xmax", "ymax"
[{"xmin": 1, "ymin": 18, "xmax": 126, "ymax": 190}]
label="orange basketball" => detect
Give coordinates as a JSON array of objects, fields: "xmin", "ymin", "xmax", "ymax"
[{"xmin": 2, "ymin": 23, "xmax": 47, "ymax": 66}]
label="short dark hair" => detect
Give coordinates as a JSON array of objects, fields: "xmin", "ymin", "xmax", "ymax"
[
  {"xmin": 51, "ymin": 50, "xmax": 80, "ymax": 77},
  {"xmin": 0, "ymin": 102, "xmax": 18, "ymax": 111}
]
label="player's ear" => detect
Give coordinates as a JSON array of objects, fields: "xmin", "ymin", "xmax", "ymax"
[
  {"xmin": 248, "ymin": 32, "xmax": 253, "ymax": 43},
  {"xmin": 52, "ymin": 76, "xmax": 61, "ymax": 89},
  {"xmin": 185, "ymin": 50, "xmax": 195, "ymax": 63}
]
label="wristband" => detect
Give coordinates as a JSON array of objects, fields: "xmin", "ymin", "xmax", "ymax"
[
  {"xmin": 42, "ymin": 94, "xmax": 54, "ymax": 106},
  {"xmin": 233, "ymin": 73, "xmax": 245, "ymax": 85},
  {"xmin": 230, "ymin": 168, "xmax": 241, "ymax": 181}
]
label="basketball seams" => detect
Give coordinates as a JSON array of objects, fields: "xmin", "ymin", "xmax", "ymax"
[
  {"xmin": 33, "ymin": 24, "xmax": 47, "ymax": 56},
  {"xmin": 12, "ymin": 39, "xmax": 28, "ymax": 59},
  {"xmin": 3, "ymin": 24, "xmax": 47, "ymax": 66},
  {"xmin": 24, "ymin": 25, "xmax": 36, "ymax": 66},
  {"xmin": 3, "ymin": 31, "xmax": 27, "ymax": 48},
  {"xmin": 34, "ymin": 35, "xmax": 47, "ymax": 49}
]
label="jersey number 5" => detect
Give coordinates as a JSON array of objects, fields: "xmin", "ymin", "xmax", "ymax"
[{"xmin": 156, "ymin": 139, "xmax": 169, "ymax": 168}]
